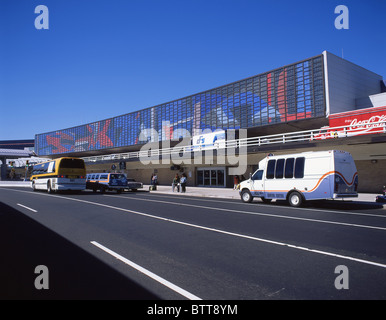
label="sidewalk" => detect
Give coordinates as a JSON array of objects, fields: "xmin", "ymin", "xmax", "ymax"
[
  {"xmin": 145, "ymin": 184, "xmax": 240, "ymax": 199},
  {"xmin": 0, "ymin": 181, "xmax": 383, "ymax": 207},
  {"xmin": 0, "ymin": 181, "xmax": 31, "ymax": 187}
]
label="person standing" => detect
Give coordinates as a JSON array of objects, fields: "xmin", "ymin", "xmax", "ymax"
[
  {"xmin": 233, "ymin": 175, "xmax": 240, "ymax": 189},
  {"xmin": 172, "ymin": 174, "xmax": 180, "ymax": 192},
  {"xmin": 180, "ymin": 173, "xmax": 187, "ymax": 193}
]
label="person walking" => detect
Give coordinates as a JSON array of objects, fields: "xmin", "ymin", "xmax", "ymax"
[
  {"xmin": 152, "ymin": 173, "xmax": 158, "ymax": 186},
  {"xmin": 172, "ymin": 174, "xmax": 180, "ymax": 192}
]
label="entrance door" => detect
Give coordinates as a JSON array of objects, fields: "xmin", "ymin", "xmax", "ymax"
[{"xmin": 197, "ymin": 167, "xmax": 225, "ymax": 187}]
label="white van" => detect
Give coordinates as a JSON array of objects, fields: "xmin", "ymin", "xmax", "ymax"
[{"xmin": 239, "ymin": 150, "xmax": 358, "ymax": 207}]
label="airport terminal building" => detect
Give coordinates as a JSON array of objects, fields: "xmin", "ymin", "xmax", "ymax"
[{"xmin": 33, "ymin": 51, "xmax": 386, "ymax": 191}]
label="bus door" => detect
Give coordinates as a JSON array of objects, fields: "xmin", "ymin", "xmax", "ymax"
[{"xmin": 250, "ymin": 169, "xmax": 264, "ymax": 197}]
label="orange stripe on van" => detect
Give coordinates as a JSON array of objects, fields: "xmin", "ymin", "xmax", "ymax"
[{"xmin": 250, "ymin": 171, "xmax": 358, "ymax": 194}]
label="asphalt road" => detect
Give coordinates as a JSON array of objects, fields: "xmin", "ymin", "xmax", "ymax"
[{"xmin": 1, "ymin": 187, "xmax": 386, "ymax": 300}]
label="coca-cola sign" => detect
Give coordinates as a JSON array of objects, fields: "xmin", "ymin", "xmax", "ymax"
[
  {"xmin": 314, "ymin": 106, "xmax": 386, "ymax": 140},
  {"xmin": 348, "ymin": 115, "xmax": 386, "ymax": 132}
]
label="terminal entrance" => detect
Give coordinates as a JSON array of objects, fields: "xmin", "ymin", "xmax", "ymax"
[{"xmin": 196, "ymin": 167, "xmax": 225, "ymax": 187}]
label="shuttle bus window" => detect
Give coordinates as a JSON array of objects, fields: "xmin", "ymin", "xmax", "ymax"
[
  {"xmin": 275, "ymin": 159, "xmax": 285, "ymax": 179},
  {"xmin": 266, "ymin": 160, "xmax": 276, "ymax": 179},
  {"xmin": 285, "ymin": 158, "xmax": 294, "ymax": 178},
  {"xmin": 294, "ymin": 157, "xmax": 305, "ymax": 178}
]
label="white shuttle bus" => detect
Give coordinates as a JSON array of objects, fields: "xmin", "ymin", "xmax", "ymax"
[{"xmin": 239, "ymin": 150, "xmax": 358, "ymax": 207}]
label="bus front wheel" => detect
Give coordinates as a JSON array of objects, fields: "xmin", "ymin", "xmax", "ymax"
[{"xmin": 241, "ymin": 190, "xmax": 253, "ymax": 203}]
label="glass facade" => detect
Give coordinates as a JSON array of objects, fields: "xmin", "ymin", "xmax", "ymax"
[{"xmin": 35, "ymin": 55, "xmax": 325, "ymax": 156}]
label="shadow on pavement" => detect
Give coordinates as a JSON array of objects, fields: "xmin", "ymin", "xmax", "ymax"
[
  {"xmin": 0, "ymin": 202, "xmax": 160, "ymax": 300},
  {"xmin": 272, "ymin": 199, "xmax": 384, "ymax": 211}
]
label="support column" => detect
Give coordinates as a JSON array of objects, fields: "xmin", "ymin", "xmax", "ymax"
[{"xmin": 0, "ymin": 157, "xmax": 7, "ymax": 181}]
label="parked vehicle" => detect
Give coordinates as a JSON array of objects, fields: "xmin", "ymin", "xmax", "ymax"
[
  {"xmin": 375, "ymin": 195, "xmax": 386, "ymax": 203},
  {"xmin": 126, "ymin": 178, "xmax": 143, "ymax": 191},
  {"xmin": 239, "ymin": 150, "xmax": 358, "ymax": 207},
  {"xmin": 86, "ymin": 172, "xmax": 127, "ymax": 193},
  {"xmin": 31, "ymin": 157, "xmax": 86, "ymax": 193}
]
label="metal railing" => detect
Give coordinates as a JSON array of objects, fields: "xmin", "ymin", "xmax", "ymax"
[
  {"xmin": 81, "ymin": 120, "xmax": 386, "ymax": 163},
  {"xmin": 9, "ymin": 120, "xmax": 385, "ymax": 167}
]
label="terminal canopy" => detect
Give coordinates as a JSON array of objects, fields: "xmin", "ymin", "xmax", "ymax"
[{"xmin": 0, "ymin": 148, "xmax": 34, "ymax": 159}]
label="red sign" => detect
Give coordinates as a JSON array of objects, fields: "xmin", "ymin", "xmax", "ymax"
[{"xmin": 313, "ymin": 106, "xmax": 386, "ymax": 140}]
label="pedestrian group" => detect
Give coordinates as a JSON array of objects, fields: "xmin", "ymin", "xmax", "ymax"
[{"xmin": 172, "ymin": 173, "xmax": 187, "ymax": 193}]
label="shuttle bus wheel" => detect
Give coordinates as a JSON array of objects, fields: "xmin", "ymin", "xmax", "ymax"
[
  {"xmin": 241, "ymin": 189, "xmax": 253, "ymax": 203},
  {"xmin": 288, "ymin": 191, "xmax": 303, "ymax": 207}
]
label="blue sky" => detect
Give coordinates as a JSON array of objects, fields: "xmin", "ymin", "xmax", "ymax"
[{"xmin": 1, "ymin": 0, "xmax": 385, "ymax": 140}]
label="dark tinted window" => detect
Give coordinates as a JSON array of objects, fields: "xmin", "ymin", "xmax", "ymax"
[
  {"xmin": 252, "ymin": 170, "xmax": 263, "ymax": 180},
  {"xmin": 60, "ymin": 158, "xmax": 85, "ymax": 169},
  {"xmin": 266, "ymin": 160, "xmax": 276, "ymax": 179},
  {"xmin": 275, "ymin": 159, "xmax": 285, "ymax": 178},
  {"xmin": 285, "ymin": 158, "xmax": 294, "ymax": 178},
  {"xmin": 32, "ymin": 163, "xmax": 44, "ymax": 175},
  {"xmin": 294, "ymin": 157, "xmax": 305, "ymax": 178},
  {"xmin": 111, "ymin": 174, "xmax": 126, "ymax": 180}
]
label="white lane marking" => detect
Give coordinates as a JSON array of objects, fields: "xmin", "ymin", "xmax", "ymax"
[
  {"xmin": 105, "ymin": 194, "xmax": 386, "ymax": 232},
  {"xmin": 4, "ymin": 188, "xmax": 386, "ymax": 269},
  {"xmin": 140, "ymin": 193, "xmax": 386, "ymax": 218},
  {"xmin": 17, "ymin": 203, "xmax": 38, "ymax": 213},
  {"xmin": 90, "ymin": 241, "xmax": 202, "ymax": 300}
]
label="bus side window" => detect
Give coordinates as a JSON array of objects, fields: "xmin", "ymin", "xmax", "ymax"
[
  {"xmin": 34, "ymin": 164, "xmax": 44, "ymax": 175},
  {"xmin": 294, "ymin": 157, "xmax": 305, "ymax": 178},
  {"xmin": 43, "ymin": 163, "xmax": 49, "ymax": 173},
  {"xmin": 95, "ymin": 174, "xmax": 100, "ymax": 180},
  {"xmin": 48, "ymin": 161, "xmax": 55, "ymax": 173},
  {"xmin": 275, "ymin": 159, "xmax": 285, "ymax": 179},
  {"xmin": 285, "ymin": 158, "xmax": 294, "ymax": 178},
  {"xmin": 266, "ymin": 160, "xmax": 276, "ymax": 179}
]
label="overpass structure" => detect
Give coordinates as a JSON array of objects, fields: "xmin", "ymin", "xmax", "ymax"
[{"xmin": 0, "ymin": 148, "xmax": 34, "ymax": 180}]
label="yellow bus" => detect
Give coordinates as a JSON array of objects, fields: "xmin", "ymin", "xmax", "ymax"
[{"xmin": 30, "ymin": 157, "xmax": 86, "ymax": 193}]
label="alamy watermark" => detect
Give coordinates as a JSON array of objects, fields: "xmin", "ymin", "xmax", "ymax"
[
  {"xmin": 138, "ymin": 127, "xmax": 248, "ymax": 175},
  {"xmin": 34, "ymin": 5, "xmax": 49, "ymax": 30},
  {"xmin": 334, "ymin": 5, "xmax": 349, "ymax": 30},
  {"xmin": 334, "ymin": 265, "xmax": 349, "ymax": 290},
  {"xmin": 34, "ymin": 265, "xmax": 49, "ymax": 290}
]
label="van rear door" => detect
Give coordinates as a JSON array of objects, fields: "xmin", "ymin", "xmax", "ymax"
[{"xmin": 333, "ymin": 151, "xmax": 358, "ymax": 197}]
